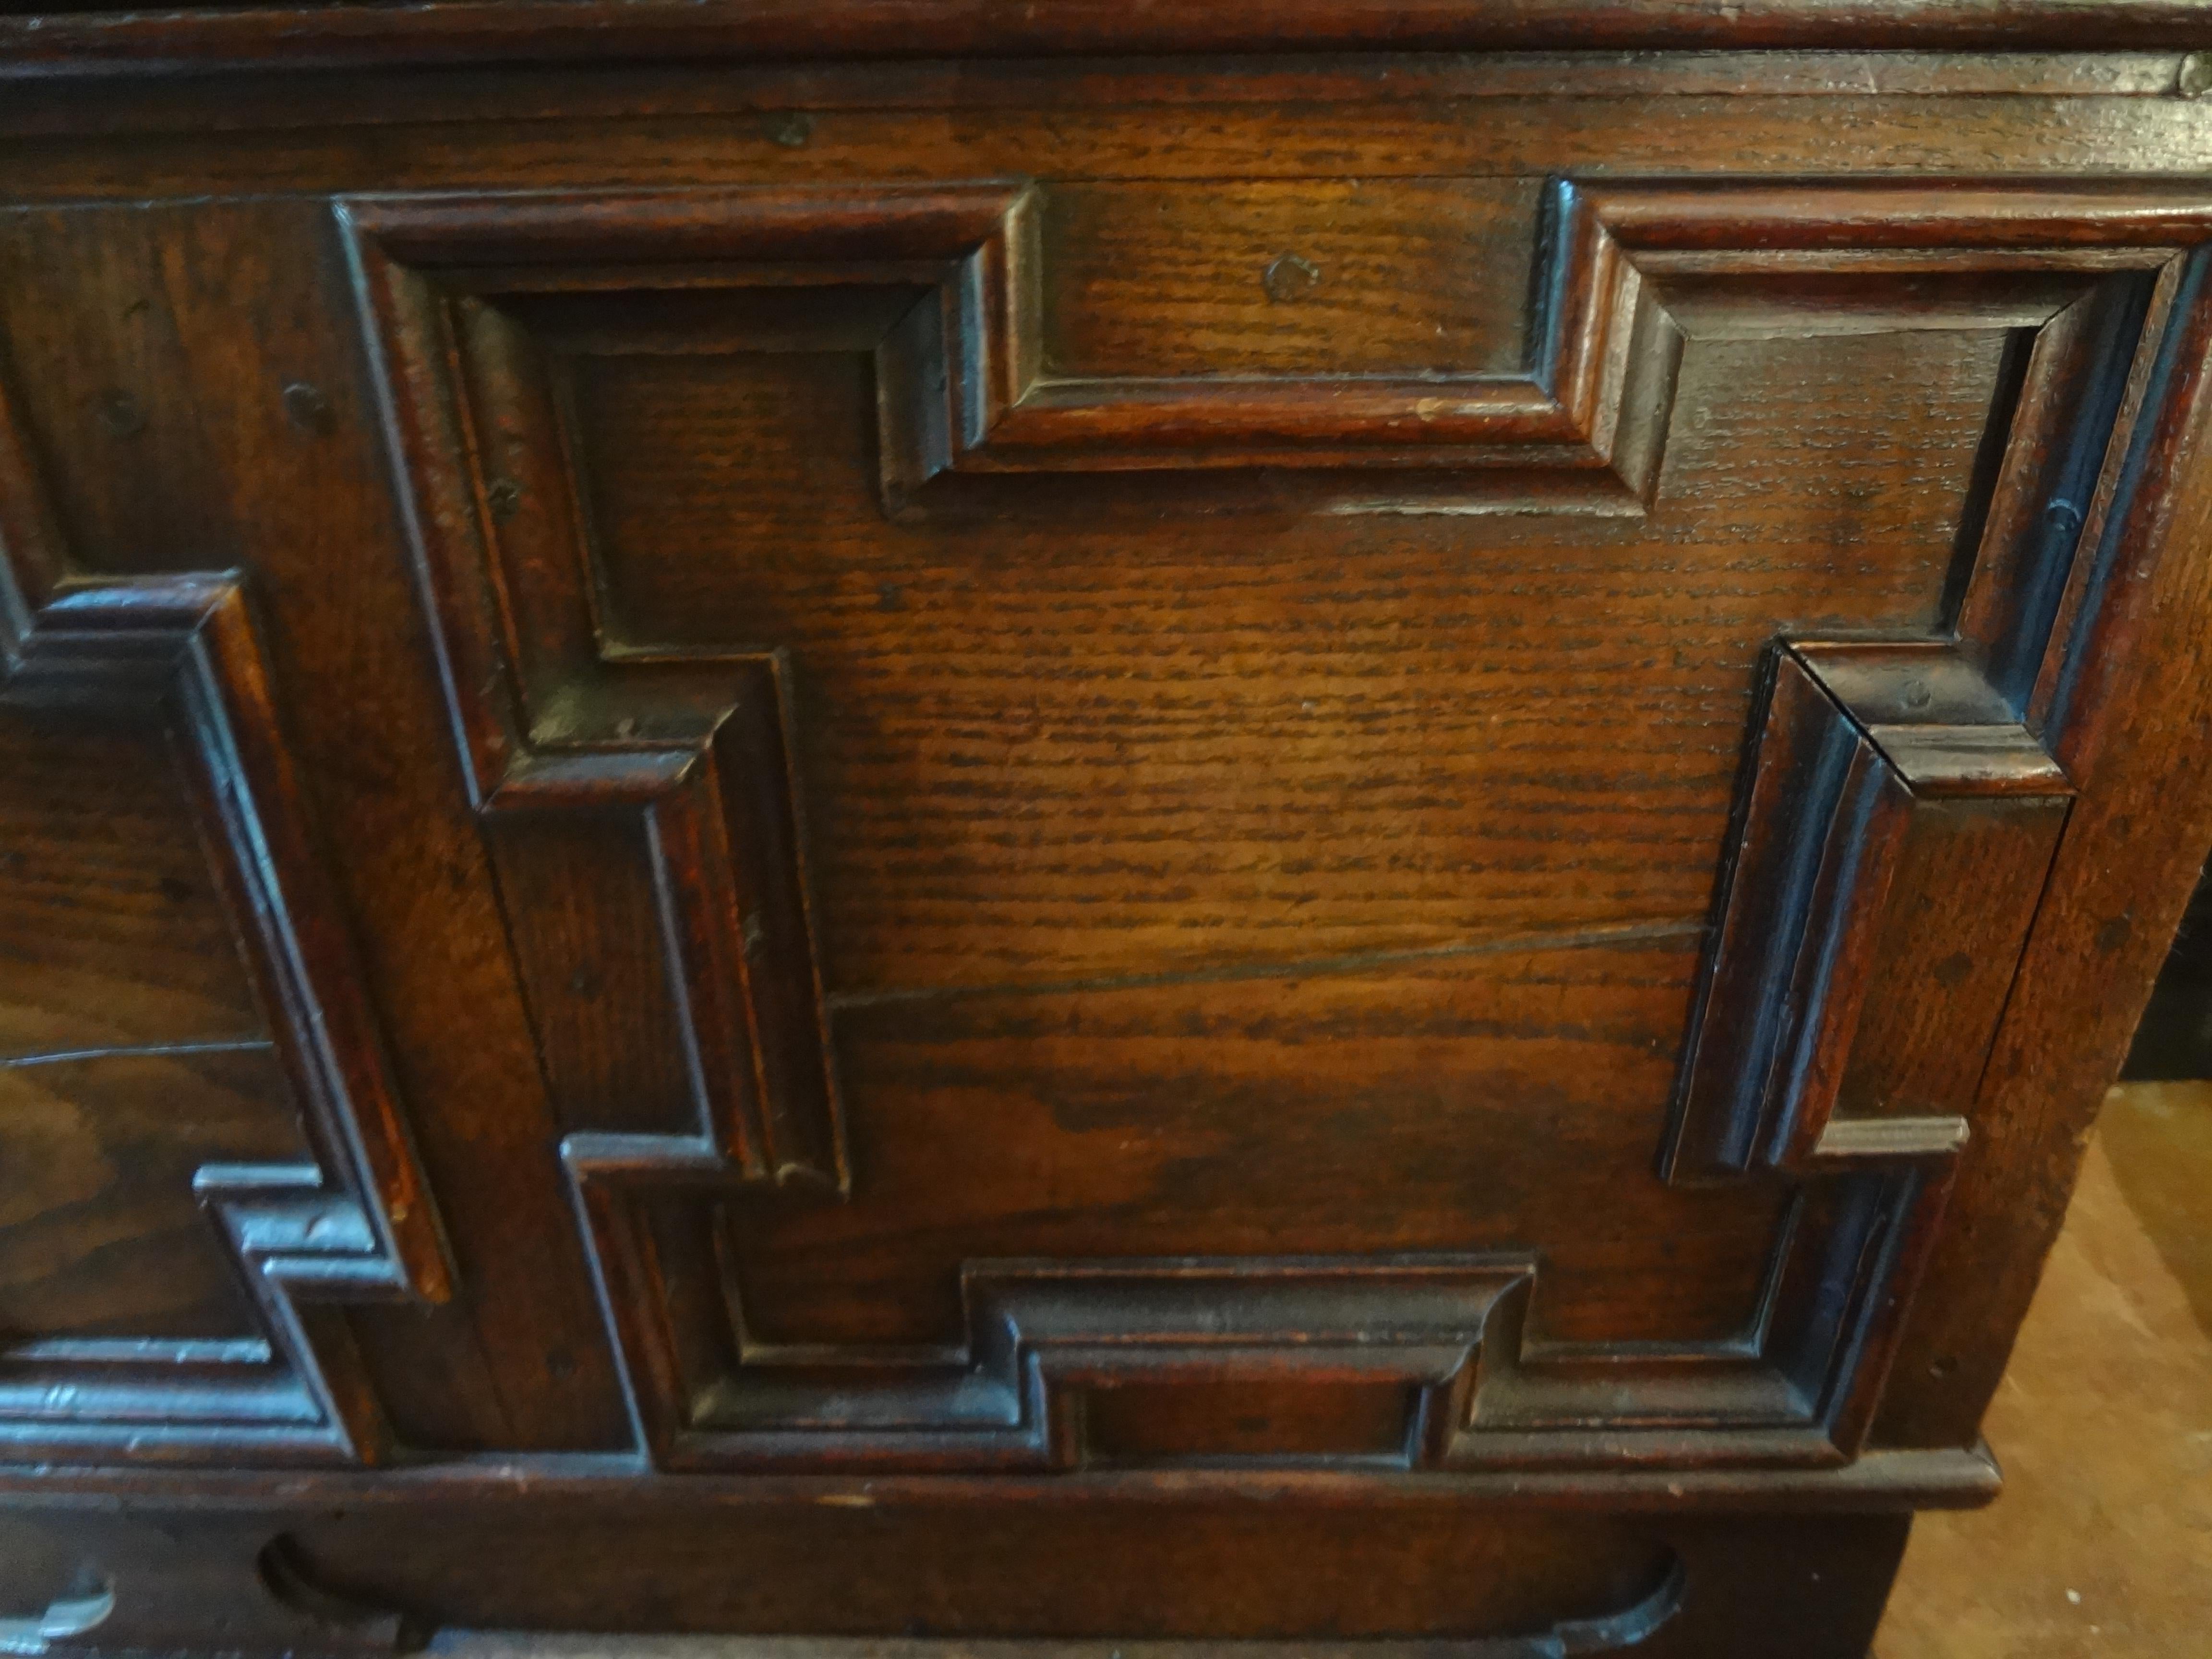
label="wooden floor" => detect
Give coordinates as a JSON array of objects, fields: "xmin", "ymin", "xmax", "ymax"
[{"xmin": 1876, "ymin": 1082, "xmax": 2212, "ymax": 1658}]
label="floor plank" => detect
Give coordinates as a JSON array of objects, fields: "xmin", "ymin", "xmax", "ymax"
[{"xmin": 1876, "ymin": 1082, "xmax": 2212, "ymax": 1657}]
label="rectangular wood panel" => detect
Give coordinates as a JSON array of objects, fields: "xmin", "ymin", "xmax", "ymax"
[
  {"xmin": 0, "ymin": 713, "xmax": 266, "ymax": 1053},
  {"xmin": 571, "ymin": 327, "xmax": 1999, "ymax": 987}
]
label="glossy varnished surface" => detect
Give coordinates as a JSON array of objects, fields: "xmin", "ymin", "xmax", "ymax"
[
  {"xmin": 0, "ymin": 713, "xmax": 265, "ymax": 1053},
  {"xmin": 3, "ymin": 26, "xmax": 2212, "ymax": 1655},
  {"xmin": 5, "ymin": 3, "xmax": 2212, "ymax": 73}
]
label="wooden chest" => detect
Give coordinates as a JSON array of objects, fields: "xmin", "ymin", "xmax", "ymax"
[{"xmin": 5, "ymin": 9, "xmax": 2212, "ymax": 1654}]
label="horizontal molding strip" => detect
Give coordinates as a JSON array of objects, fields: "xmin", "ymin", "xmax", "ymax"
[{"xmin": 5, "ymin": 2, "xmax": 2212, "ymax": 77}]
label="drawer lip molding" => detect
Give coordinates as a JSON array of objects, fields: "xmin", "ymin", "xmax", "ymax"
[
  {"xmin": 334, "ymin": 176, "xmax": 2212, "ymax": 1480},
  {"xmin": 2, "ymin": 2, "xmax": 2210, "ymax": 79},
  {"xmin": 0, "ymin": 1439, "xmax": 2003, "ymax": 1509}
]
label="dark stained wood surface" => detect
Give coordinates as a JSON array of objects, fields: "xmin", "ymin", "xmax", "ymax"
[
  {"xmin": 573, "ymin": 326, "xmax": 1988, "ymax": 985},
  {"xmin": 315, "ymin": 176, "xmax": 2142, "ymax": 1480},
  {"xmin": 21, "ymin": 91, "xmax": 2212, "ymax": 207},
  {"xmin": 0, "ymin": 196, "xmax": 634, "ymax": 1456},
  {"xmin": 0, "ymin": 1046, "xmax": 300, "ymax": 1341},
  {"xmin": 0, "ymin": 712, "xmax": 266, "ymax": 1054},
  {"xmin": 1039, "ymin": 180, "xmax": 1541, "ymax": 379},
  {"xmin": 5, "ymin": 0, "xmax": 2212, "ymax": 76},
  {"xmin": 3, "ymin": 25, "xmax": 2212, "ymax": 1655}
]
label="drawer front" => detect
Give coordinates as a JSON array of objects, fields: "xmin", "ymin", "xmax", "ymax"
[{"xmin": 2, "ymin": 64, "xmax": 2210, "ymax": 1640}]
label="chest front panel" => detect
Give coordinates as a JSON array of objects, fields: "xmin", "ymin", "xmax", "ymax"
[{"xmin": 4, "ymin": 57, "xmax": 2212, "ymax": 1647}]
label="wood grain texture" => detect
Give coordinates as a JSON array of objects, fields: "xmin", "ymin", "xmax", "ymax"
[
  {"xmin": 322, "ymin": 178, "xmax": 2208, "ymax": 1483},
  {"xmin": 576, "ymin": 330, "xmax": 1986, "ymax": 988},
  {"xmin": 0, "ymin": 357, "xmax": 451, "ymax": 1465},
  {"xmin": 3, "ymin": 0, "xmax": 2212, "ymax": 77},
  {"xmin": 7, "ymin": 48, "xmax": 2212, "ymax": 1652},
  {"xmin": 750, "ymin": 939, "xmax": 1766, "ymax": 1353},
  {"xmin": 346, "ymin": 197, "xmax": 846, "ymax": 1195},
  {"xmin": 0, "ymin": 196, "xmax": 639, "ymax": 1454},
  {"xmin": 1039, "ymin": 180, "xmax": 1542, "ymax": 381},
  {"xmin": 31, "ymin": 99, "xmax": 2212, "ymax": 209},
  {"xmin": 0, "ymin": 1047, "xmax": 300, "ymax": 1343},
  {"xmin": 0, "ymin": 712, "xmax": 266, "ymax": 1055},
  {"xmin": 345, "ymin": 179, "xmax": 1678, "ymax": 517}
]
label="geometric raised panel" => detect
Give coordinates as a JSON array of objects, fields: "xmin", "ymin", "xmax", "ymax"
[
  {"xmin": 346, "ymin": 180, "xmax": 1683, "ymax": 518},
  {"xmin": 344, "ymin": 198, "xmax": 850, "ymax": 1187},
  {"xmin": 0, "ymin": 381, "xmax": 451, "ymax": 1466},
  {"xmin": 343, "ymin": 177, "xmax": 2211, "ymax": 1477},
  {"xmin": 1671, "ymin": 642, "xmax": 2072, "ymax": 1183}
]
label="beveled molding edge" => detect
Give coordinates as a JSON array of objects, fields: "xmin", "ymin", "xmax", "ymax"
[
  {"xmin": 0, "ymin": 1441, "xmax": 2003, "ymax": 1509},
  {"xmin": 341, "ymin": 176, "xmax": 1680, "ymax": 519},
  {"xmin": 3, "ymin": 0, "xmax": 2212, "ymax": 78},
  {"xmin": 0, "ymin": 371, "xmax": 453, "ymax": 1467},
  {"xmin": 340, "ymin": 175, "xmax": 2212, "ymax": 517}
]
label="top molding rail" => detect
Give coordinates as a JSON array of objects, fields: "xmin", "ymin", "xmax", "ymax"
[{"xmin": 6, "ymin": 2, "xmax": 2212, "ymax": 78}]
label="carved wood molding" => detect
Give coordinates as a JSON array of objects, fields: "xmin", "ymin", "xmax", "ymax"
[
  {"xmin": 343, "ymin": 197, "xmax": 847, "ymax": 1202},
  {"xmin": 341, "ymin": 179, "xmax": 2212, "ymax": 1473},
  {"xmin": 4, "ymin": 2, "xmax": 2207, "ymax": 80},
  {"xmin": 0, "ymin": 390, "xmax": 450, "ymax": 1466},
  {"xmin": 345, "ymin": 180, "xmax": 1682, "ymax": 518}
]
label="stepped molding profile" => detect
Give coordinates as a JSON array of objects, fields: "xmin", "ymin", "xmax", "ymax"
[
  {"xmin": 0, "ymin": 386, "xmax": 451, "ymax": 1466},
  {"xmin": 341, "ymin": 177, "xmax": 2212, "ymax": 1470}
]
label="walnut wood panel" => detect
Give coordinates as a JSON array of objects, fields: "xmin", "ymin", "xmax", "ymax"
[
  {"xmin": 346, "ymin": 179, "xmax": 1679, "ymax": 517},
  {"xmin": 0, "ymin": 193, "xmax": 636, "ymax": 1454},
  {"xmin": 11, "ymin": 33, "xmax": 2212, "ymax": 1656},
  {"xmin": 331, "ymin": 178, "xmax": 2212, "ymax": 1480},
  {"xmin": 28, "ymin": 92, "xmax": 2212, "ymax": 213},
  {"xmin": 764, "ymin": 938, "xmax": 1779, "ymax": 1355},
  {"xmin": 0, "ymin": 715, "xmax": 266, "ymax": 1055},
  {"xmin": 344, "ymin": 200, "xmax": 845, "ymax": 1202},
  {"xmin": 565, "ymin": 329, "xmax": 1986, "ymax": 991},
  {"xmin": 0, "ymin": 1047, "xmax": 302, "ymax": 1344},
  {"xmin": 1039, "ymin": 180, "xmax": 1542, "ymax": 382},
  {"xmin": 1, "ymin": 0, "xmax": 2208, "ymax": 76},
  {"xmin": 0, "ymin": 374, "xmax": 451, "ymax": 1465}
]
